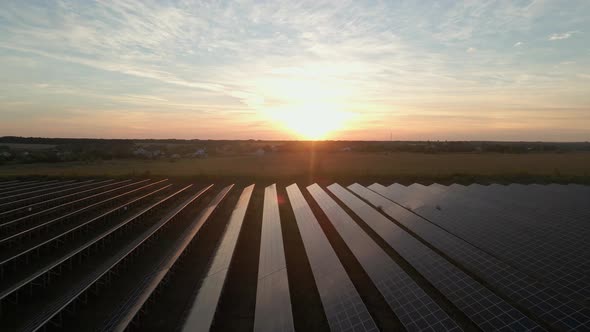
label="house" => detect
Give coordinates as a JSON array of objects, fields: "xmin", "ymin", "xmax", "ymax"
[
  {"xmin": 254, "ymin": 148, "xmax": 265, "ymax": 156},
  {"xmin": 190, "ymin": 148, "xmax": 207, "ymax": 158},
  {"xmin": 133, "ymin": 147, "xmax": 152, "ymax": 158}
]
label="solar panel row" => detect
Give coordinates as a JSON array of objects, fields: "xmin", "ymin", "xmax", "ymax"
[
  {"xmin": 0, "ymin": 179, "xmax": 587, "ymax": 331},
  {"xmin": 353, "ymin": 183, "xmax": 590, "ymax": 331},
  {"xmin": 377, "ymin": 183, "xmax": 590, "ymax": 304},
  {"xmin": 385, "ymin": 182, "xmax": 590, "ymax": 300},
  {"xmin": 0, "ymin": 180, "xmax": 21, "ymax": 187},
  {"xmin": 2, "ymin": 184, "xmax": 196, "ymax": 331},
  {"xmin": 254, "ymin": 184, "xmax": 294, "ymax": 332},
  {"xmin": 182, "ymin": 184, "xmax": 253, "ymax": 332},
  {"xmin": 102, "ymin": 185, "xmax": 231, "ymax": 332},
  {"xmin": 0, "ymin": 178, "xmax": 126, "ymax": 224},
  {"xmin": 328, "ymin": 183, "xmax": 543, "ymax": 331},
  {"xmin": 0, "ymin": 180, "xmax": 80, "ymax": 203},
  {"xmin": 0, "ymin": 179, "xmax": 168, "ymax": 246},
  {"xmin": 308, "ymin": 184, "xmax": 462, "ymax": 332},
  {"xmin": 0, "ymin": 180, "xmax": 54, "ymax": 195},
  {"xmin": 0, "ymin": 182, "xmax": 173, "ymax": 303},
  {"xmin": 287, "ymin": 184, "xmax": 378, "ymax": 332}
]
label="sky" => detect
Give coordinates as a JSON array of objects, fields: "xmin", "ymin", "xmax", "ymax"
[{"xmin": 0, "ymin": 0, "xmax": 589, "ymax": 141}]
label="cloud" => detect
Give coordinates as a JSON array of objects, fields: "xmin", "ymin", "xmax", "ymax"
[
  {"xmin": 548, "ymin": 31, "xmax": 580, "ymax": 40},
  {"xmin": 1, "ymin": 0, "xmax": 590, "ymax": 140}
]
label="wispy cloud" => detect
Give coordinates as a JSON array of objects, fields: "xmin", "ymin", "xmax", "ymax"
[
  {"xmin": 0, "ymin": 0, "xmax": 589, "ymax": 140},
  {"xmin": 548, "ymin": 31, "xmax": 580, "ymax": 40}
]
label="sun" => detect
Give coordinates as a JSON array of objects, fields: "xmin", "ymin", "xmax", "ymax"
[
  {"xmin": 271, "ymin": 104, "xmax": 353, "ymax": 140},
  {"xmin": 254, "ymin": 67, "xmax": 358, "ymax": 139}
]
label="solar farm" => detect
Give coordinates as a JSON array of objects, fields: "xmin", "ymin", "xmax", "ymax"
[{"xmin": 0, "ymin": 179, "xmax": 588, "ymax": 332}]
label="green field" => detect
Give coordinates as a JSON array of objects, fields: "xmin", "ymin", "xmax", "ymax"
[{"xmin": 2, "ymin": 152, "xmax": 590, "ymax": 184}]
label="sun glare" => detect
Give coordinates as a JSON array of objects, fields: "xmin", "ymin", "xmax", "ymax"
[
  {"xmin": 270, "ymin": 104, "xmax": 354, "ymax": 140},
  {"xmin": 255, "ymin": 67, "xmax": 359, "ymax": 140}
]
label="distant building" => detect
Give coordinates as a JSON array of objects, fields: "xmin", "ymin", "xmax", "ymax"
[
  {"xmin": 190, "ymin": 148, "xmax": 207, "ymax": 158},
  {"xmin": 254, "ymin": 148, "xmax": 265, "ymax": 156},
  {"xmin": 340, "ymin": 147, "xmax": 352, "ymax": 152},
  {"xmin": 133, "ymin": 147, "xmax": 152, "ymax": 158}
]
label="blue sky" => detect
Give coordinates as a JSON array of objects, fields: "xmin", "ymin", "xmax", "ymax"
[{"xmin": 0, "ymin": 0, "xmax": 589, "ymax": 140}]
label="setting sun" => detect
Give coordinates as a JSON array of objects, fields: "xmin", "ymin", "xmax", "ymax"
[
  {"xmin": 256, "ymin": 73, "xmax": 357, "ymax": 139},
  {"xmin": 268, "ymin": 104, "xmax": 354, "ymax": 140}
]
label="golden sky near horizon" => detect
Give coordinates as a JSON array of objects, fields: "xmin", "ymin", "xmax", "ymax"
[{"xmin": 0, "ymin": 1, "xmax": 589, "ymax": 141}]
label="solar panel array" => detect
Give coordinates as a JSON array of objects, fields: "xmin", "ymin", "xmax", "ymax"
[
  {"xmin": 385, "ymin": 183, "xmax": 590, "ymax": 303},
  {"xmin": 354, "ymin": 183, "xmax": 590, "ymax": 331},
  {"xmin": 254, "ymin": 184, "xmax": 294, "ymax": 332},
  {"xmin": 0, "ymin": 178, "xmax": 588, "ymax": 331},
  {"xmin": 328, "ymin": 183, "xmax": 542, "ymax": 331},
  {"xmin": 287, "ymin": 184, "xmax": 378, "ymax": 332},
  {"xmin": 308, "ymin": 184, "xmax": 461, "ymax": 332},
  {"xmin": 182, "ymin": 184, "xmax": 254, "ymax": 332}
]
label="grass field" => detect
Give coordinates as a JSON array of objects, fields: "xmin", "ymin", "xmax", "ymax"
[
  {"xmin": 1, "ymin": 152, "xmax": 590, "ymax": 184},
  {"xmin": 0, "ymin": 143, "xmax": 56, "ymax": 150}
]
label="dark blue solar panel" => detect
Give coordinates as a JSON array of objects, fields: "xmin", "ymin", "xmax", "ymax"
[
  {"xmin": 182, "ymin": 185, "xmax": 254, "ymax": 332},
  {"xmin": 308, "ymin": 184, "xmax": 461, "ymax": 332},
  {"xmin": 329, "ymin": 183, "xmax": 542, "ymax": 331},
  {"xmin": 287, "ymin": 184, "xmax": 378, "ymax": 332},
  {"xmin": 351, "ymin": 183, "xmax": 590, "ymax": 331}
]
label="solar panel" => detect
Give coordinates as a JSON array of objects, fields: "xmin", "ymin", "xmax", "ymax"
[
  {"xmin": 286, "ymin": 184, "xmax": 378, "ymax": 332},
  {"xmin": 480, "ymin": 183, "xmax": 589, "ymax": 219},
  {"xmin": 307, "ymin": 184, "xmax": 461, "ymax": 332},
  {"xmin": 182, "ymin": 184, "xmax": 254, "ymax": 332},
  {"xmin": 0, "ymin": 180, "xmax": 79, "ymax": 204},
  {"xmin": 0, "ymin": 181, "xmax": 55, "ymax": 195},
  {"xmin": 102, "ymin": 185, "xmax": 233, "ymax": 332},
  {"xmin": 0, "ymin": 180, "xmax": 20, "ymax": 187},
  {"xmin": 328, "ymin": 183, "xmax": 542, "ymax": 331},
  {"xmin": 350, "ymin": 183, "xmax": 590, "ymax": 331},
  {"xmin": 429, "ymin": 183, "xmax": 448, "ymax": 190},
  {"xmin": 1, "ymin": 184, "xmax": 198, "ymax": 332},
  {"xmin": 375, "ymin": 183, "xmax": 405, "ymax": 203},
  {"xmin": 389, "ymin": 183, "xmax": 405, "ymax": 190},
  {"xmin": 0, "ymin": 182, "xmax": 173, "ymax": 303},
  {"xmin": 377, "ymin": 182, "xmax": 590, "ymax": 304},
  {"xmin": 377, "ymin": 183, "xmax": 439, "ymax": 211},
  {"xmin": 254, "ymin": 184, "xmax": 294, "ymax": 332},
  {"xmin": 0, "ymin": 179, "xmax": 123, "ymax": 224},
  {"xmin": 414, "ymin": 183, "xmax": 447, "ymax": 195}
]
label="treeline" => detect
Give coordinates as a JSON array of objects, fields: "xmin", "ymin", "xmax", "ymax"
[
  {"xmin": 1, "ymin": 137, "xmax": 589, "ymax": 165},
  {"xmin": 274, "ymin": 140, "xmax": 590, "ymax": 153},
  {"xmin": 348, "ymin": 141, "xmax": 590, "ymax": 153}
]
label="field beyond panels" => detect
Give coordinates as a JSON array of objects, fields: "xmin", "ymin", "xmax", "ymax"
[{"xmin": 1, "ymin": 152, "xmax": 590, "ymax": 182}]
